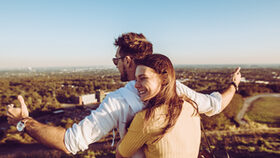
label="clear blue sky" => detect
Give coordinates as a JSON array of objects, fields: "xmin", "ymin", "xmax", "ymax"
[{"xmin": 0, "ymin": 0, "xmax": 279, "ymax": 68}]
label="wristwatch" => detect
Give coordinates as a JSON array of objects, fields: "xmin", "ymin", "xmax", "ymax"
[
  {"xmin": 231, "ymin": 82, "xmax": 239, "ymax": 92},
  {"xmin": 16, "ymin": 118, "xmax": 29, "ymax": 132}
]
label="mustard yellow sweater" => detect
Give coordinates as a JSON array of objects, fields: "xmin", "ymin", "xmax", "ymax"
[{"xmin": 118, "ymin": 102, "xmax": 201, "ymax": 158}]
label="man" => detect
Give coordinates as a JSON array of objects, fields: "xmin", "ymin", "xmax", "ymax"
[{"xmin": 7, "ymin": 32, "xmax": 241, "ymax": 157}]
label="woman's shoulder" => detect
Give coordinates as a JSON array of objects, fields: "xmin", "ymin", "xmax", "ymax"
[
  {"xmin": 136, "ymin": 105, "xmax": 167, "ymax": 119},
  {"xmin": 144, "ymin": 106, "xmax": 168, "ymax": 132},
  {"xmin": 182, "ymin": 101, "xmax": 199, "ymax": 116},
  {"xmin": 133, "ymin": 110, "xmax": 147, "ymax": 123}
]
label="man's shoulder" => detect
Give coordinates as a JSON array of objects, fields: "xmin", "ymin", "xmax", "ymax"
[
  {"xmin": 106, "ymin": 80, "xmax": 136, "ymax": 97},
  {"xmin": 99, "ymin": 80, "xmax": 143, "ymax": 113},
  {"xmin": 100, "ymin": 81, "xmax": 137, "ymax": 104},
  {"xmin": 123, "ymin": 80, "xmax": 137, "ymax": 92},
  {"xmin": 103, "ymin": 89, "xmax": 125, "ymax": 102}
]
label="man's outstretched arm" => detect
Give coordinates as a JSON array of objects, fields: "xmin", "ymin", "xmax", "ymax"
[
  {"xmin": 176, "ymin": 67, "xmax": 241, "ymax": 116},
  {"xmin": 23, "ymin": 117, "xmax": 69, "ymax": 153},
  {"xmin": 7, "ymin": 93, "xmax": 122, "ymax": 155},
  {"xmin": 7, "ymin": 96, "xmax": 70, "ymax": 153},
  {"xmin": 220, "ymin": 67, "xmax": 241, "ymax": 111}
]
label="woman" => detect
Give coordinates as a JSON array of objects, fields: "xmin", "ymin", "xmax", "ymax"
[{"xmin": 116, "ymin": 54, "xmax": 201, "ymax": 158}]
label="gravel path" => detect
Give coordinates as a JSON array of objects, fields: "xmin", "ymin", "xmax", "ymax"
[{"xmin": 236, "ymin": 93, "xmax": 280, "ymax": 125}]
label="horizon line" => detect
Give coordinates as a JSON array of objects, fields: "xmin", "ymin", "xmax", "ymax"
[{"xmin": 1, "ymin": 64, "xmax": 280, "ymax": 71}]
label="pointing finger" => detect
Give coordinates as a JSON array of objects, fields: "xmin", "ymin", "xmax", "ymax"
[
  {"xmin": 234, "ymin": 67, "xmax": 241, "ymax": 74},
  {"xmin": 18, "ymin": 95, "xmax": 29, "ymax": 117},
  {"xmin": 18, "ymin": 95, "xmax": 26, "ymax": 105},
  {"xmin": 18, "ymin": 95, "xmax": 28, "ymax": 110}
]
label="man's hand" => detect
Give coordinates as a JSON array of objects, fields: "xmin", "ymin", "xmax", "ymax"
[
  {"xmin": 6, "ymin": 95, "xmax": 29, "ymax": 125},
  {"xmin": 232, "ymin": 67, "xmax": 241, "ymax": 86}
]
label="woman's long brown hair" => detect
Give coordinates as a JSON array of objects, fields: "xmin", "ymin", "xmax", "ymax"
[{"xmin": 134, "ymin": 54, "xmax": 198, "ymax": 141}]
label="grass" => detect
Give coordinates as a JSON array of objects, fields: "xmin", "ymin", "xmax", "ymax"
[{"xmin": 246, "ymin": 97, "xmax": 280, "ymax": 126}]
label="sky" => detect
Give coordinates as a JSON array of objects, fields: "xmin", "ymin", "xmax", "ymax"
[{"xmin": 0, "ymin": 0, "xmax": 279, "ymax": 68}]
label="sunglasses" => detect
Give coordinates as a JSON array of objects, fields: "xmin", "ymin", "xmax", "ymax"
[{"xmin": 112, "ymin": 56, "xmax": 125, "ymax": 65}]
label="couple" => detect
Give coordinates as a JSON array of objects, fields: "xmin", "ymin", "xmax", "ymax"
[{"xmin": 7, "ymin": 32, "xmax": 241, "ymax": 158}]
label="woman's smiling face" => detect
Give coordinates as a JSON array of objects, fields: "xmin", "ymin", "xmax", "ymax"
[{"xmin": 134, "ymin": 65, "xmax": 162, "ymax": 102}]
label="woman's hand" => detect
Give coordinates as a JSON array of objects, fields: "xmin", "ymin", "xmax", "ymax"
[
  {"xmin": 115, "ymin": 148, "xmax": 123, "ymax": 158},
  {"xmin": 115, "ymin": 140, "xmax": 126, "ymax": 158}
]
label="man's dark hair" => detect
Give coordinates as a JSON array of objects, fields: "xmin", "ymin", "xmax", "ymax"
[{"xmin": 114, "ymin": 32, "xmax": 153, "ymax": 59}]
